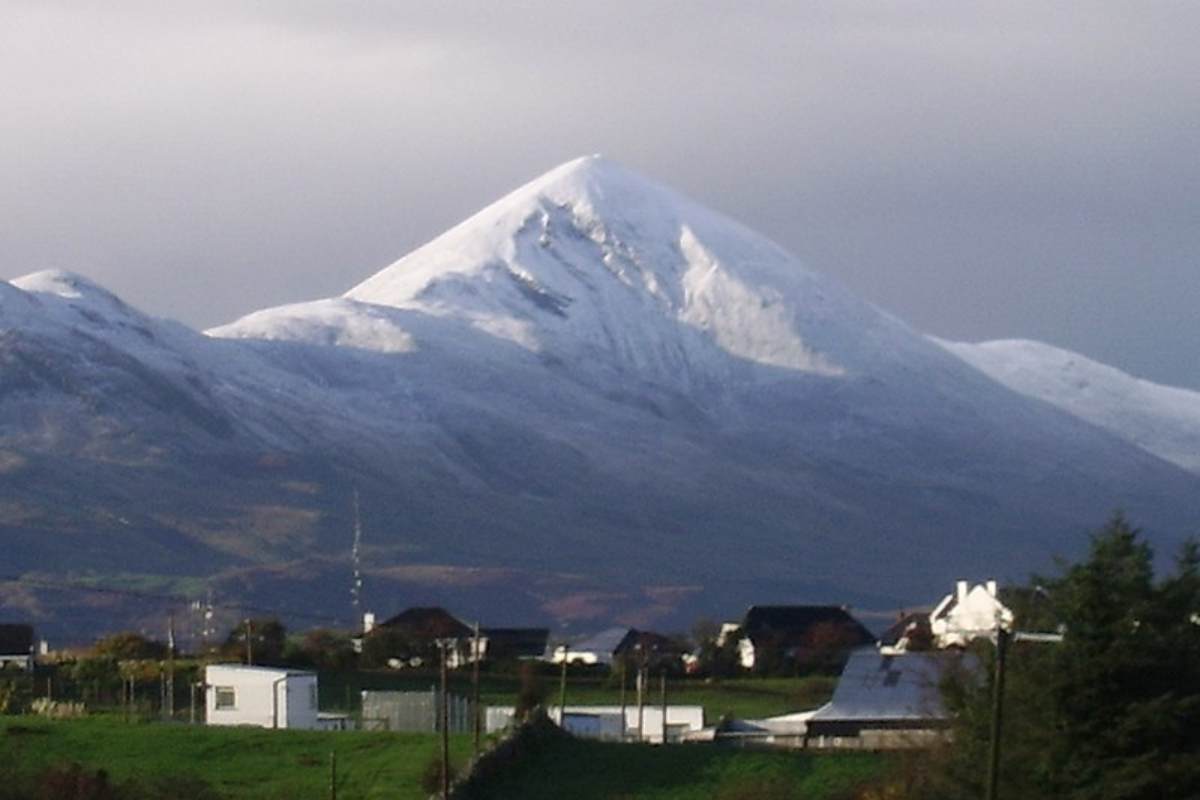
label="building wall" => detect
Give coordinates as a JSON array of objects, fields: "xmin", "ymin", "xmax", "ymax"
[
  {"xmin": 487, "ymin": 705, "xmax": 705, "ymax": 743},
  {"xmin": 205, "ymin": 665, "xmax": 318, "ymax": 730}
]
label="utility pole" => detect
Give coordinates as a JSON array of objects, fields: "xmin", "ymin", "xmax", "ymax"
[
  {"xmin": 985, "ymin": 627, "xmax": 1008, "ymax": 800},
  {"xmin": 329, "ymin": 750, "xmax": 337, "ymax": 800},
  {"xmin": 636, "ymin": 650, "xmax": 646, "ymax": 742},
  {"xmin": 659, "ymin": 671, "xmax": 667, "ymax": 744},
  {"xmin": 166, "ymin": 612, "xmax": 176, "ymax": 721},
  {"xmin": 618, "ymin": 659, "xmax": 627, "ymax": 741},
  {"xmin": 471, "ymin": 622, "xmax": 482, "ymax": 756},
  {"xmin": 985, "ymin": 627, "xmax": 1063, "ymax": 800},
  {"xmin": 558, "ymin": 643, "xmax": 569, "ymax": 726},
  {"xmin": 245, "ymin": 618, "xmax": 253, "ymax": 665},
  {"xmin": 439, "ymin": 639, "xmax": 451, "ymax": 800}
]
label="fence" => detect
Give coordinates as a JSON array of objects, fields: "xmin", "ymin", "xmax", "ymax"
[{"xmin": 360, "ymin": 689, "xmax": 475, "ymax": 733}]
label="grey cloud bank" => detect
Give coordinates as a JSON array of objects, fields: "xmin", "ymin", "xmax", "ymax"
[{"xmin": 3, "ymin": 1, "xmax": 1198, "ymax": 388}]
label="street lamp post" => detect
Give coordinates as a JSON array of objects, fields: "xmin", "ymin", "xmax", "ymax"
[{"xmin": 985, "ymin": 628, "xmax": 1063, "ymax": 800}]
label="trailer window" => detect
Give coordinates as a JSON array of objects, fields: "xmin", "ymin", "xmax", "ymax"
[{"xmin": 214, "ymin": 686, "xmax": 236, "ymax": 710}]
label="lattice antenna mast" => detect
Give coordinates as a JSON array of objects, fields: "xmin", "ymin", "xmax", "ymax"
[{"xmin": 351, "ymin": 487, "xmax": 364, "ymax": 624}]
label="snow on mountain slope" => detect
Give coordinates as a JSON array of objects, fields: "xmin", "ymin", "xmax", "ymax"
[
  {"xmin": 214, "ymin": 156, "xmax": 946, "ymax": 395},
  {"xmin": 0, "ymin": 269, "xmax": 344, "ymax": 452},
  {"xmin": 8, "ymin": 160, "xmax": 1200, "ymax": 635},
  {"xmin": 938, "ymin": 338, "xmax": 1200, "ymax": 473}
]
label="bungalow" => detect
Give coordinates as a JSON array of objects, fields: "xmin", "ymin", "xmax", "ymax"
[
  {"xmin": 733, "ymin": 606, "xmax": 875, "ymax": 671},
  {"xmin": 0, "ymin": 624, "xmax": 35, "ymax": 671},
  {"xmin": 205, "ymin": 664, "xmax": 319, "ymax": 730},
  {"xmin": 480, "ymin": 627, "xmax": 550, "ymax": 662},
  {"xmin": 804, "ymin": 648, "xmax": 968, "ymax": 749},
  {"xmin": 551, "ymin": 628, "xmax": 687, "ymax": 668},
  {"xmin": 929, "ymin": 580, "xmax": 1013, "ymax": 648},
  {"xmin": 368, "ymin": 607, "xmax": 476, "ymax": 668},
  {"xmin": 613, "ymin": 629, "xmax": 689, "ymax": 668}
]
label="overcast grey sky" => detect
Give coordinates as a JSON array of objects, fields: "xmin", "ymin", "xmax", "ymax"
[{"xmin": 4, "ymin": 1, "xmax": 1199, "ymax": 388}]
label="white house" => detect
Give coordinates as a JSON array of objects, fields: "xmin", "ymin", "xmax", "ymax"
[
  {"xmin": 205, "ymin": 664, "xmax": 320, "ymax": 730},
  {"xmin": 929, "ymin": 580, "xmax": 1014, "ymax": 648}
]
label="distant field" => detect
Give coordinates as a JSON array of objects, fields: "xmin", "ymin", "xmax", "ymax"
[
  {"xmin": 470, "ymin": 736, "xmax": 888, "ymax": 800},
  {"xmin": 322, "ymin": 671, "xmax": 836, "ymax": 723},
  {"xmin": 0, "ymin": 715, "xmax": 471, "ymax": 800}
]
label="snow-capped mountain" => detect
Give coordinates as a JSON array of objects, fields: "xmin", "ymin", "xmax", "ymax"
[
  {"xmin": 938, "ymin": 338, "xmax": 1200, "ymax": 474},
  {"xmin": 4, "ymin": 157, "xmax": 1200, "ymax": 638},
  {"xmin": 215, "ymin": 156, "xmax": 934, "ymax": 391}
]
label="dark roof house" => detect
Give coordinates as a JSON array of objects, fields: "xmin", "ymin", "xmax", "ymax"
[
  {"xmin": 0, "ymin": 624, "xmax": 35, "ymax": 670},
  {"xmin": 738, "ymin": 606, "xmax": 875, "ymax": 670},
  {"xmin": 613, "ymin": 629, "xmax": 689, "ymax": 664},
  {"xmin": 377, "ymin": 607, "xmax": 473, "ymax": 640},
  {"xmin": 481, "ymin": 628, "xmax": 549, "ymax": 661}
]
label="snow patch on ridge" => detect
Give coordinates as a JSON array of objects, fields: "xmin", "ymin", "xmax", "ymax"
[
  {"xmin": 939, "ymin": 337, "xmax": 1200, "ymax": 473},
  {"xmin": 209, "ymin": 298, "xmax": 417, "ymax": 354},
  {"xmin": 678, "ymin": 227, "xmax": 842, "ymax": 375}
]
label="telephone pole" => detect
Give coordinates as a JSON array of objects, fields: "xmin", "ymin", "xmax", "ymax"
[
  {"xmin": 636, "ymin": 650, "xmax": 646, "ymax": 742},
  {"xmin": 986, "ymin": 627, "xmax": 1063, "ymax": 800},
  {"xmin": 618, "ymin": 659, "xmax": 627, "ymax": 741},
  {"xmin": 439, "ymin": 639, "xmax": 452, "ymax": 799},
  {"xmin": 558, "ymin": 643, "xmax": 569, "ymax": 725},
  {"xmin": 659, "ymin": 671, "xmax": 667, "ymax": 744},
  {"xmin": 166, "ymin": 612, "xmax": 176, "ymax": 720},
  {"xmin": 472, "ymin": 622, "xmax": 482, "ymax": 756}
]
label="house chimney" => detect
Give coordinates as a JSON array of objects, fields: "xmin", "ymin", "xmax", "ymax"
[
  {"xmin": 986, "ymin": 580, "xmax": 998, "ymax": 598},
  {"xmin": 956, "ymin": 580, "xmax": 969, "ymax": 605},
  {"xmin": 363, "ymin": 611, "xmax": 376, "ymax": 634}
]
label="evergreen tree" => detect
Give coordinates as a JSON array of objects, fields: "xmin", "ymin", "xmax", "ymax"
[{"xmin": 905, "ymin": 514, "xmax": 1200, "ymax": 800}]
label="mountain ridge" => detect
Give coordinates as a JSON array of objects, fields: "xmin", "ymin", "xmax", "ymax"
[{"xmin": 3, "ymin": 157, "xmax": 1199, "ymax": 640}]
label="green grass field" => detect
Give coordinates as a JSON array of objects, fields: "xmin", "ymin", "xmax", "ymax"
[
  {"xmin": 470, "ymin": 735, "xmax": 888, "ymax": 800},
  {"xmin": 321, "ymin": 671, "xmax": 836, "ymax": 724},
  {"xmin": 0, "ymin": 715, "xmax": 471, "ymax": 799},
  {"xmin": 1, "ymin": 714, "xmax": 887, "ymax": 800}
]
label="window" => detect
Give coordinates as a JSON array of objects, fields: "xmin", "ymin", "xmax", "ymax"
[{"xmin": 214, "ymin": 686, "xmax": 236, "ymax": 710}]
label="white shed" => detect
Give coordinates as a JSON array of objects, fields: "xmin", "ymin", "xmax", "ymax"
[
  {"xmin": 487, "ymin": 704, "xmax": 706, "ymax": 743},
  {"xmin": 205, "ymin": 664, "xmax": 320, "ymax": 730}
]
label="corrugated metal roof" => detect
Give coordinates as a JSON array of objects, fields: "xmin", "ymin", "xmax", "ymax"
[
  {"xmin": 808, "ymin": 648, "xmax": 967, "ymax": 722},
  {"xmin": 570, "ymin": 627, "xmax": 629, "ymax": 655}
]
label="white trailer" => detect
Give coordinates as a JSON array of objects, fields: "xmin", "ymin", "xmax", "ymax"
[{"xmin": 204, "ymin": 664, "xmax": 319, "ymax": 730}]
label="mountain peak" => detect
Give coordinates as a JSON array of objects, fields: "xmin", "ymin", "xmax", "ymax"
[
  {"xmin": 204, "ymin": 157, "xmax": 943, "ymax": 381},
  {"xmin": 11, "ymin": 269, "xmax": 124, "ymax": 305},
  {"xmin": 328, "ymin": 155, "xmax": 866, "ymax": 377}
]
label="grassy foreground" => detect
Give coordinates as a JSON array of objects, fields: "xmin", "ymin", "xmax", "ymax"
[
  {"xmin": 0, "ymin": 715, "xmax": 471, "ymax": 799},
  {"xmin": 470, "ymin": 735, "xmax": 888, "ymax": 800}
]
